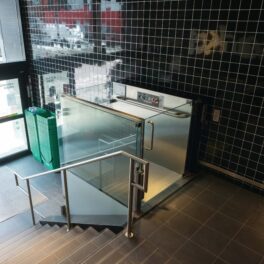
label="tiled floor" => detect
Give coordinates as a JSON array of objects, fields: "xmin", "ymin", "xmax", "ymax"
[
  {"xmin": 1, "ymin": 155, "xmax": 263, "ymax": 263},
  {"xmin": 131, "ymin": 172, "xmax": 264, "ymax": 264}
]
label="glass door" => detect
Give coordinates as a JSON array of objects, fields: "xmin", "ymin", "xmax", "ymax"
[{"xmin": 0, "ymin": 78, "xmax": 28, "ymax": 159}]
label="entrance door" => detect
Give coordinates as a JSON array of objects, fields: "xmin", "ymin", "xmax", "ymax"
[{"xmin": 0, "ymin": 78, "xmax": 28, "ymax": 160}]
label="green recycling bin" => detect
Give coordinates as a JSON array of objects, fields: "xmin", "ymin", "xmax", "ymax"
[
  {"xmin": 25, "ymin": 107, "xmax": 60, "ymax": 170},
  {"xmin": 36, "ymin": 110, "xmax": 60, "ymax": 170},
  {"xmin": 25, "ymin": 107, "xmax": 46, "ymax": 163}
]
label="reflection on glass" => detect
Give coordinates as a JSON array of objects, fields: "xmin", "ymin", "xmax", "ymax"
[
  {"xmin": 0, "ymin": 79, "xmax": 23, "ymax": 119},
  {"xmin": 58, "ymin": 95, "xmax": 142, "ymax": 164},
  {"xmin": 58, "ymin": 95, "xmax": 143, "ymax": 206},
  {"xmin": 42, "ymin": 71, "xmax": 70, "ymax": 106},
  {"xmin": 30, "ymin": 0, "xmax": 123, "ymax": 59},
  {"xmin": 0, "ymin": 0, "xmax": 25, "ymax": 63},
  {"xmin": 0, "ymin": 118, "xmax": 27, "ymax": 158}
]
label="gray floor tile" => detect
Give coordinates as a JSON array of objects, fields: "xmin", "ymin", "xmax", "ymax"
[
  {"xmin": 167, "ymin": 211, "xmax": 201, "ymax": 238},
  {"xmin": 148, "ymin": 225, "xmax": 186, "ymax": 255},
  {"xmin": 207, "ymin": 212, "xmax": 242, "ymax": 238},
  {"xmin": 213, "ymin": 258, "xmax": 229, "ymax": 264},
  {"xmin": 180, "ymin": 182, "xmax": 206, "ymax": 198},
  {"xmin": 207, "ymin": 180, "xmax": 240, "ymax": 199},
  {"xmin": 122, "ymin": 240, "xmax": 156, "ymax": 264},
  {"xmin": 149, "ymin": 204, "xmax": 178, "ymax": 222},
  {"xmin": 234, "ymin": 226, "xmax": 264, "ymax": 256},
  {"xmin": 191, "ymin": 226, "xmax": 230, "ymax": 255},
  {"xmin": 220, "ymin": 241, "xmax": 262, "ymax": 264},
  {"xmin": 220, "ymin": 202, "xmax": 252, "ymax": 224},
  {"xmin": 246, "ymin": 212, "xmax": 264, "ymax": 235},
  {"xmin": 165, "ymin": 258, "xmax": 181, "ymax": 264},
  {"xmin": 230, "ymin": 189, "xmax": 264, "ymax": 212},
  {"xmin": 144, "ymin": 249, "xmax": 169, "ymax": 264},
  {"xmin": 165, "ymin": 192, "xmax": 193, "ymax": 211},
  {"xmin": 182, "ymin": 200, "xmax": 215, "ymax": 223},
  {"xmin": 195, "ymin": 189, "xmax": 228, "ymax": 210},
  {"xmin": 174, "ymin": 240, "xmax": 216, "ymax": 264}
]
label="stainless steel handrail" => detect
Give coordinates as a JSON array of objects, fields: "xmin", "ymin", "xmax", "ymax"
[
  {"xmin": 11, "ymin": 150, "xmax": 149, "ymax": 238},
  {"xmin": 145, "ymin": 120, "xmax": 155, "ymax": 151}
]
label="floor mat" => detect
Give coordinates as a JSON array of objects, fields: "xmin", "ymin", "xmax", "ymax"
[{"xmin": 0, "ymin": 166, "xmax": 48, "ymax": 223}]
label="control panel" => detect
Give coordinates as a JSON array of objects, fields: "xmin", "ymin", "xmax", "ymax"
[{"xmin": 137, "ymin": 92, "xmax": 160, "ymax": 107}]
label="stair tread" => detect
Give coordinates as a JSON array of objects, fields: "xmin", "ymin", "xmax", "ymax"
[
  {"xmin": 61, "ymin": 229, "xmax": 115, "ymax": 264},
  {"xmin": 66, "ymin": 240, "xmax": 98, "ymax": 264},
  {"xmin": 115, "ymin": 240, "xmax": 157, "ymax": 264},
  {"xmin": 18, "ymin": 226, "xmax": 83, "ymax": 264},
  {"xmin": 0, "ymin": 224, "xmax": 52, "ymax": 262},
  {"xmin": 84, "ymin": 232, "xmax": 146, "ymax": 264},
  {"xmin": 37, "ymin": 227, "xmax": 100, "ymax": 264},
  {"xmin": 0, "ymin": 224, "xmax": 42, "ymax": 252},
  {"xmin": 5, "ymin": 225, "xmax": 62, "ymax": 264},
  {"xmin": 82, "ymin": 244, "xmax": 114, "ymax": 264},
  {"xmin": 79, "ymin": 230, "xmax": 120, "ymax": 264}
]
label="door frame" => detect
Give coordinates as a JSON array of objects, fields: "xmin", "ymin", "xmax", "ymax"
[{"xmin": 0, "ymin": 61, "xmax": 30, "ymax": 164}]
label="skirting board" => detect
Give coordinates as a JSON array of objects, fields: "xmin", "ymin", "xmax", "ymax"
[{"xmin": 199, "ymin": 161, "xmax": 264, "ymax": 191}]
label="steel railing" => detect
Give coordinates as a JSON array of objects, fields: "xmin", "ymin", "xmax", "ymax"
[{"xmin": 11, "ymin": 151, "xmax": 149, "ymax": 238}]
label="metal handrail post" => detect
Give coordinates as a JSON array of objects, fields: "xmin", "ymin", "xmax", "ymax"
[
  {"xmin": 125, "ymin": 158, "xmax": 135, "ymax": 238},
  {"xmin": 11, "ymin": 151, "xmax": 149, "ymax": 237},
  {"xmin": 14, "ymin": 173, "xmax": 19, "ymax": 186},
  {"xmin": 63, "ymin": 169, "xmax": 71, "ymax": 231},
  {"xmin": 26, "ymin": 179, "xmax": 36, "ymax": 225}
]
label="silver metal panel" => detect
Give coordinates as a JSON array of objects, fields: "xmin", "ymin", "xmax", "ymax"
[{"xmin": 144, "ymin": 104, "xmax": 192, "ymax": 175}]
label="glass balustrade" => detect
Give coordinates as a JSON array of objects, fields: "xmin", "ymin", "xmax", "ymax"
[
  {"xmin": 57, "ymin": 95, "xmax": 143, "ymax": 207},
  {"xmin": 56, "ymin": 84, "xmax": 193, "ymax": 216}
]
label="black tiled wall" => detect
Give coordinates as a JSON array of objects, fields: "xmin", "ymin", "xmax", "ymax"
[{"xmin": 21, "ymin": 0, "xmax": 264, "ymax": 186}]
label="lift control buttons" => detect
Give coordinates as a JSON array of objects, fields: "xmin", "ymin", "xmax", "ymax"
[{"xmin": 137, "ymin": 92, "xmax": 160, "ymax": 107}]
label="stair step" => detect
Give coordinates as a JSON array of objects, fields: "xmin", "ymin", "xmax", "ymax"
[
  {"xmin": 40, "ymin": 214, "xmax": 127, "ymax": 232},
  {"xmin": 5, "ymin": 225, "xmax": 62, "ymax": 264},
  {"xmin": 0, "ymin": 224, "xmax": 53, "ymax": 263},
  {"xmin": 93, "ymin": 229, "xmax": 116, "ymax": 247},
  {"xmin": 81, "ymin": 231, "xmax": 129, "ymax": 264},
  {"xmin": 82, "ymin": 244, "xmax": 114, "ymax": 264},
  {"xmin": 0, "ymin": 224, "xmax": 42, "ymax": 252},
  {"xmin": 18, "ymin": 226, "xmax": 83, "ymax": 264},
  {"xmin": 60, "ymin": 229, "xmax": 115, "ymax": 264},
  {"xmin": 38, "ymin": 227, "xmax": 99, "ymax": 264},
  {"xmin": 83, "ymin": 232, "xmax": 144, "ymax": 264}
]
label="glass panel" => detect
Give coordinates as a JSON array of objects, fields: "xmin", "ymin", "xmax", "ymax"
[
  {"xmin": 58, "ymin": 95, "xmax": 142, "ymax": 206},
  {"xmin": 71, "ymin": 155, "xmax": 130, "ymax": 206},
  {"xmin": 0, "ymin": 0, "xmax": 25, "ymax": 63},
  {"xmin": 68, "ymin": 165, "xmax": 128, "ymax": 226},
  {"xmin": 0, "ymin": 79, "xmax": 23, "ymax": 119},
  {"xmin": 142, "ymin": 103, "xmax": 192, "ymax": 210},
  {"xmin": 0, "ymin": 118, "xmax": 27, "ymax": 158},
  {"xmin": 58, "ymin": 95, "xmax": 142, "ymax": 164}
]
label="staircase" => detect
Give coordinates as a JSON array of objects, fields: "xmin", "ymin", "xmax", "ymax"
[
  {"xmin": 0, "ymin": 224, "xmax": 118, "ymax": 264},
  {"xmin": 0, "ymin": 220, "xmax": 163, "ymax": 264}
]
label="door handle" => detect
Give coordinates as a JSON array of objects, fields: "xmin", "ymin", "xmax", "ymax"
[{"xmin": 145, "ymin": 120, "xmax": 154, "ymax": 151}]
